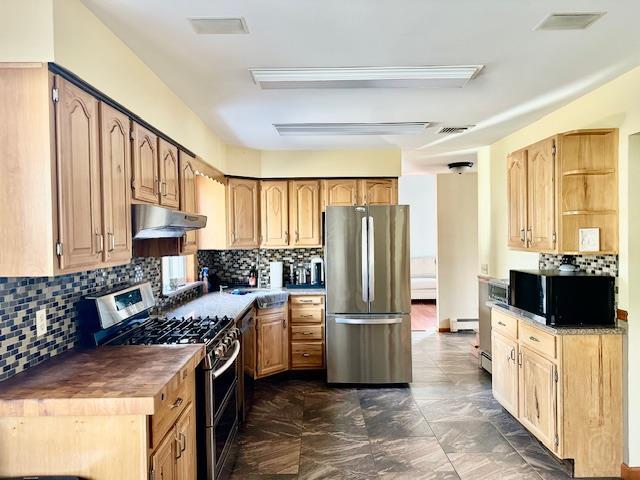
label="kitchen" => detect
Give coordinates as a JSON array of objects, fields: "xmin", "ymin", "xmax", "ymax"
[{"xmin": 1, "ymin": 1, "xmax": 640, "ymax": 479}]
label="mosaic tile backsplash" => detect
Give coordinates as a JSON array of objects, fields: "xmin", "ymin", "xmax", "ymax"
[
  {"xmin": 0, "ymin": 258, "xmax": 199, "ymax": 382},
  {"xmin": 198, "ymin": 248, "xmax": 324, "ymax": 288},
  {"xmin": 539, "ymin": 253, "xmax": 618, "ymax": 277}
]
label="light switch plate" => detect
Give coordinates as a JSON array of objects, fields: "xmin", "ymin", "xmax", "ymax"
[
  {"xmin": 36, "ymin": 309, "xmax": 47, "ymax": 337},
  {"xmin": 481, "ymin": 263, "xmax": 489, "ymax": 274}
]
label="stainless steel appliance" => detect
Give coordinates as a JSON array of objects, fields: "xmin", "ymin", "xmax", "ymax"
[
  {"xmin": 132, "ymin": 203, "xmax": 207, "ymax": 239},
  {"xmin": 310, "ymin": 257, "xmax": 324, "ymax": 286},
  {"xmin": 325, "ymin": 205, "xmax": 412, "ymax": 384},
  {"xmin": 478, "ymin": 277, "xmax": 509, "ymax": 374},
  {"xmin": 77, "ymin": 282, "xmax": 240, "ymax": 480},
  {"xmin": 510, "ymin": 270, "xmax": 615, "ymax": 327},
  {"xmin": 237, "ymin": 307, "xmax": 255, "ymax": 423}
]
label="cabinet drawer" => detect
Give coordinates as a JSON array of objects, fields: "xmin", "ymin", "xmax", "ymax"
[
  {"xmin": 290, "ymin": 295, "xmax": 324, "ymax": 306},
  {"xmin": 150, "ymin": 369, "xmax": 194, "ymax": 449},
  {"xmin": 520, "ymin": 322, "xmax": 556, "ymax": 359},
  {"xmin": 291, "ymin": 325, "xmax": 323, "ymax": 341},
  {"xmin": 291, "ymin": 343, "xmax": 324, "ymax": 368},
  {"xmin": 492, "ymin": 309, "xmax": 518, "ymax": 340},
  {"xmin": 290, "ymin": 308, "xmax": 323, "ymax": 324}
]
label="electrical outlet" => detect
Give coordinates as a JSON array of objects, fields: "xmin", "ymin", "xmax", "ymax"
[{"xmin": 36, "ymin": 309, "xmax": 47, "ymax": 337}]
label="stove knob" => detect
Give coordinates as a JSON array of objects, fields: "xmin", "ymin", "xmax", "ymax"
[{"xmin": 215, "ymin": 346, "xmax": 224, "ymax": 358}]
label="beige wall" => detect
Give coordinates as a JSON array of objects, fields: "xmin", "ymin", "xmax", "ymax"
[
  {"xmin": 0, "ymin": 0, "xmax": 54, "ymax": 62},
  {"xmin": 437, "ymin": 172, "xmax": 479, "ymax": 330},
  {"xmin": 259, "ymin": 149, "xmax": 401, "ymax": 178},
  {"xmin": 478, "ymin": 64, "xmax": 640, "ymax": 465}
]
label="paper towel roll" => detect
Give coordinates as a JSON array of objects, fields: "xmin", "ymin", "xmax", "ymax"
[{"xmin": 270, "ymin": 261, "xmax": 283, "ymax": 289}]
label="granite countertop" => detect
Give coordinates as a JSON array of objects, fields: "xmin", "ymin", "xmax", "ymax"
[
  {"xmin": 0, "ymin": 345, "xmax": 204, "ymax": 417},
  {"xmin": 166, "ymin": 287, "xmax": 326, "ymax": 320},
  {"xmin": 490, "ymin": 302, "xmax": 624, "ymax": 336}
]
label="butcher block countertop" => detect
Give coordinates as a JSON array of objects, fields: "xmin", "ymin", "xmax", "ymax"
[{"xmin": 0, "ymin": 345, "xmax": 204, "ymax": 417}]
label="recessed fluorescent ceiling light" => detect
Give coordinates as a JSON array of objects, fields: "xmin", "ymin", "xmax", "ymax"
[
  {"xmin": 189, "ymin": 17, "xmax": 249, "ymax": 34},
  {"xmin": 535, "ymin": 12, "xmax": 605, "ymax": 30},
  {"xmin": 274, "ymin": 123, "xmax": 431, "ymax": 136},
  {"xmin": 251, "ymin": 66, "xmax": 483, "ymax": 89}
]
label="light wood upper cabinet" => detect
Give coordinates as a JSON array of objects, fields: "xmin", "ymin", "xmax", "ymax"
[
  {"xmin": 175, "ymin": 402, "xmax": 196, "ymax": 480},
  {"xmin": 358, "ymin": 178, "xmax": 398, "ymax": 205},
  {"xmin": 256, "ymin": 309, "xmax": 289, "ymax": 378},
  {"xmin": 507, "ymin": 150, "xmax": 528, "ymax": 249},
  {"xmin": 159, "ymin": 139, "xmax": 180, "ymax": 208},
  {"xmin": 261, "ymin": 180, "xmax": 289, "ymax": 247},
  {"xmin": 518, "ymin": 345, "xmax": 557, "ymax": 452},
  {"xmin": 100, "ymin": 103, "xmax": 132, "ymax": 264},
  {"xmin": 527, "ymin": 137, "xmax": 557, "ymax": 251},
  {"xmin": 227, "ymin": 178, "xmax": 259, "ymax": 248},
  {"xmin": 55, "ymin": 77, "xmax": 104, "ymax": 271},
  {"xmin": 289, "ymin": 180, "xmax": 321, "ymax": 247},
  {"xmin": 132, "ymin": 123, "xmax": 159, "ymax": 204},
  {"xmin": 322, "ymin": 179, "xmax": 358, "ymax": 209},
  {"xmin": 491, "ymin": 331, "xmax": 519, "ymax": 418},
  {"xmin": 179, "ymin": 151, "xmax": 198, "ymax": 254}
]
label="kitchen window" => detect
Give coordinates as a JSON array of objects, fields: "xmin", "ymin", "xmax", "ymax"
[{"xmin": 162, "ymin": 255, "xmax": 196, "ymax": 296}]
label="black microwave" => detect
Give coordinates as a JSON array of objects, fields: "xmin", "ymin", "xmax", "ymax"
[{"xmin": 509, "ymin": 270, "xmax": 615, "ymax": 327}]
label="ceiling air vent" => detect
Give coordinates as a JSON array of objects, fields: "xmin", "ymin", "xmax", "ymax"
[
  {"xmin": 189, "ymin": 17, "xmax": 249, "ymax": 34},
  {"xmin": 535, "ymin": 13, "xmax": 605, "ymax": 31},
  {"xmin": 274, "ymin": 122, "xmax": 431, "ymax": 136},
  {"xmin": 438, "ymin": 126, "xmax": 474, "ymax": 135}
]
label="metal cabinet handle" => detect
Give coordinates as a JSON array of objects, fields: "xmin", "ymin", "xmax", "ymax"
[
  {"xmin": 175, "ymin": 432, "xmax": 186, "ymax": 459},
  {"xmin": 518, "ymin": 351, "xmax": 523, "ymax": 367},
  {"xmin": 300, "ymin": 314, "xmax": 313, "ymax": 318},
  {"xmin": 529, "ymin": 336, "xmax": 540, "ymax": 343},
  {"xmin": 498, "ymin": 321, "xmax": 506, "ymax": 327},
  {"xmin": 108, "ymin": 232, "xmax": 115, "ymax": 252},
  {"xmin": 303, "ymin": 331, "xmax": 313, "ymax": 335},
  {"xmin": 170, "ymin": 397, "xmax": 184, "ymax": 409},
  {"xmin": 520, "ymin": 228, "xmax": 526, "ymax": 244},
  {"xmin": 154, "ymin": 177, "xmax": 159, "ymax": 195},
  {"xmin": 510, "ymin": 347, "xmax": 516, "ymax": 363},
  {"xmin": 285, "ymin": 231, "xmax": 289, "ymax": 244},
  {"xmin": 527, "ymin": 228, "xmax": 532, "ymax": 247},
  {"xmin": 302, "ymin": 353, "xmax": 310, "ymax": 357},
  {"xmin": 95, "ymin": 232, "xmax": 104, "ymax": 253},
  {"xmin": 299, "ymin": 299, "xmax": 313, "ymax": 304},
  {"xmin": 295, "ymin": 230, "xmax": 299, "ymax": 242}
]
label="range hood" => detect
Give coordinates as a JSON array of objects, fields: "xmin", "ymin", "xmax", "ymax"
[{"xmin": 132, "ymin": 204, "xmax": 207, "ymax": 239}]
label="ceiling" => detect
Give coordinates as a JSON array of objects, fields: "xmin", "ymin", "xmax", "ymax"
[{"xmin": 81, "ymin": 0, "xmax": 640, "ymax": 172}]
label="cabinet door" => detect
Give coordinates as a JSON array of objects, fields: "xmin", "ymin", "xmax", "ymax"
[
  {"xmin": 159, "ymin": 139, "xmax": 180, "ymax": 208},
  {"xmin": 150, "ymin": 426, "xmax": 177, "ymax": 480},
  {"xmin": 179, "ymin": 152, "xmax": 198, "ymax": 255},
  {"xmin": 289, "ymin": 180, "xmax": 321, "ymax": 247},
  {"xmin": 322, "ymin": 179, "xmax": 358, "ymax": 209},
  {"xmin": 257, "ymin": 315, "xmax": 289, "ymax": 377},
  {"xmin": 507, "ymin": 150, "xmax": 528, "ymax": 249},
  {"xmin": 491, "ymin": 332, "xmax": 519, "ymax": 417},
  {"xmin": 100, "ymin": 103, "xmax": 132, "ymax": 264},
  {"xmin": 55, "ymin": 77, "xmax": 103, "ymax": 271},
  {"xmin": 519, "ymin": 345, "xmax": 558, "ymax": 451},
  {"xmin": 227, "ymin": 178, "xmax": 259, "ymax": 248},
  {"xmin": 260, "ymin": 180, "xmax": 289, "ymax": 247},
  {"xmin": 131, "ymin": 122, "xmax": 159, "ymax": 204},
  {"xmin": 527, "ymin": 137, "xmax": 556, "ymax": 251},
  {"xmin": 358, "ymin": 179, "xmax": 398, "ymax": 205},
  {"xmin": 175, "ymin": 402, "xmax": 196, "ymax": 480}
]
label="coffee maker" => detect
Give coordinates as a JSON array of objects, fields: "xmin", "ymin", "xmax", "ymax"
[{"xmin": 310, "ymin": 257, "xmax": 324, "ymax": 286}]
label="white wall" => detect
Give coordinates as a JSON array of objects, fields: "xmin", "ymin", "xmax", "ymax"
[
  {"xmin": 398, "ymin": 175, "xmax": 437, "ymax": 258},
  {"xmin": 437, "ymin": 173, "xmax": 479, "ymax": 329}
]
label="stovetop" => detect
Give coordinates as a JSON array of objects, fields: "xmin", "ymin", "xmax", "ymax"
[{"xmin": 106, "ymin": 315, "xmax": 234, "ymax": 348}]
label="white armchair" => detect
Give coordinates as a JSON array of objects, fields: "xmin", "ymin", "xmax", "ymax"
[{"xmin": 410, "ymin": 256, "xmax": 437, "ymax": 300}]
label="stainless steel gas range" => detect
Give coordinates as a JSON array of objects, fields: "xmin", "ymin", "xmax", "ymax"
[{"xmin": 78, "ymin": 282, "xmax": 241, "ymax": 480}]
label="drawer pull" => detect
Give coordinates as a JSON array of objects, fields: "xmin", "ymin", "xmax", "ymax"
[
  {"xmin": 300, "ymin": 314, "xmax": 314, "ymax": 318},
  {"xmin": 498, "ymin": 321, "xmax": 506, "ymax": 327},
  {"xmin": 303, "ymin": 331, "xmax": 313, "ymax": 335},
  {"xmin": 299, "ymin": 299, "xmax": 313, "ymax": 303},
  {"xmin": 302, "ymin": 353, "xmax": 311, "ymax": 357},
  {"xmin": 529, "ymin": 336, "xmax": 540, "ymax": 343},
  {"xmin": 170, "ymin": 397, "xmax": 184, "ymax": 409}
]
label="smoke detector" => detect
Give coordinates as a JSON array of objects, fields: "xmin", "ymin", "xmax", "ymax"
[{"xmin": 448, "ymin": 162, "xmax": 474, "ymax": 174}]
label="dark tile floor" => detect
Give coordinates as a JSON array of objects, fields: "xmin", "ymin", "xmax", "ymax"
[{"xmin": 231, "ymin": 331, "xmax": 574, "ymax": 480}]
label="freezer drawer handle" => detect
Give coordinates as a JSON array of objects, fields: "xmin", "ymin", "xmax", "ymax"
[{"xmin": 336, "ymin": 317, "xmax": 402, "ymax": 325}]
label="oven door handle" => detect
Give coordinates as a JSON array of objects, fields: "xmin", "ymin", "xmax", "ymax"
[{"xmin": 212, "ymin": 340, "xmax": 240, "ymax": 379}]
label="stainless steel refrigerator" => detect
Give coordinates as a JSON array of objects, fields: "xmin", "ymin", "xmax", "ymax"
[{"xmin": 325, "ymin": 205, "xmax": 412, "ymax": 384}]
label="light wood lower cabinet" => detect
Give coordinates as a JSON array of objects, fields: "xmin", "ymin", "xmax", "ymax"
[
  {"xmin": 490, "ymin": 308, "xmax": 622, "ymax": 478},
  {"xmin": 256, "ymin": 306, "xmax": 289, "ymax": 378},
  {"xmin": 174, "ymin": 402, "xmax": 197, "ymax": 480},
  {"xmin": 289, "ymin": 295, "xmax": 325, "ymax": 370}
]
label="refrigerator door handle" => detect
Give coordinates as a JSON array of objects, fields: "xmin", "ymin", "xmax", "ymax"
[
  {"xmin": 361, "ymin": 216, "xmax": 369, "ymax": 303},
  {"xmin": 368, "ymin": 216, "xmax": 375, "ymax": 302},
  {"xmin": 336, "ymin": 317, "xmax": 403, "ymax": 325}
]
